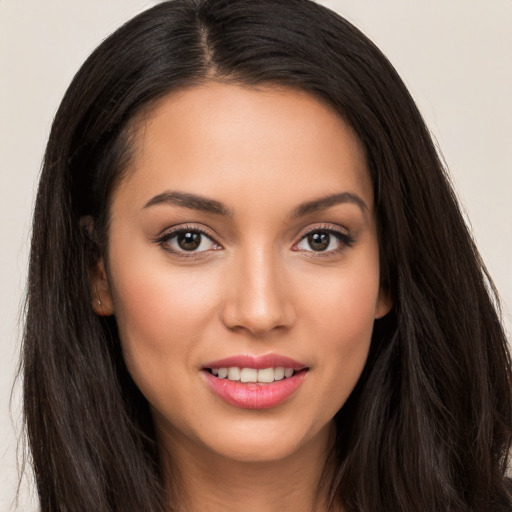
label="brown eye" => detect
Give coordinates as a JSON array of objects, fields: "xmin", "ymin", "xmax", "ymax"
[
  {"xmin": 307, "ymin": 231, "xmax": 330, "ymax": 251},
  {"xmin": 295, "ymin": 228, "xmax": 354, "ymax": 254},
  {"xmin": 177, "ymin": 231, "xmax": 202, "ymax": 251},
  {"xmin": 159, "ymin": 228, "xmax": 220, "ymax": 255}
]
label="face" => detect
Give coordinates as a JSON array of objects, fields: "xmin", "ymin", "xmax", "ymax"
[{"xmin": 93, "ymin": 83, "xmax": 391, "ymax": 465}]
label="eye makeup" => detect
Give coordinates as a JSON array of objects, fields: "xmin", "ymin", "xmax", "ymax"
[{"xmin": 152, "ymin": 220, "xmax": 356, "ymax": 261}]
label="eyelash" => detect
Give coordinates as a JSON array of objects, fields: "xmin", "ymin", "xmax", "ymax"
[
  {"xmin": 154, "ymin": 224, "xmax": 355, "ymax": 259},
  {"xmin": 294, "ymin": 225, "xmax": 355, "ymax": 256},
  {"xmin": 154, "ymin": 225, "xmax": 220, "ymax": 259}
]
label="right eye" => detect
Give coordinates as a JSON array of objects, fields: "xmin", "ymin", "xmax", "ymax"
[{"xmin": 157, "ymin": 228, "xmax": 222, "ymax": 255}]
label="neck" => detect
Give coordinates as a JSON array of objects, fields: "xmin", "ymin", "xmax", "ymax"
[{"xmin": 157, "ymin": 421, "xmax": 341, "ymax": 512}]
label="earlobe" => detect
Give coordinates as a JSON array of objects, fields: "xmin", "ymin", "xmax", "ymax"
[
  {"xmin": 91, "ymin": 258, "xmax": 114, "ymax": 316},
  {"xmin": 375, "ymin": 287, "xmax": 393, "ymax": 320},
  {"xmin": 81, "ymin": 215, "xmax": 114, "ymax": 316}
]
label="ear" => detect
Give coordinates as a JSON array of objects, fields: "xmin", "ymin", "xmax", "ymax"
[
  {"xmin": 375, "ymin": 286, "xmax": 393, "ymax": 320},
  {"xmin": 91, "ymin": 257, "xmax": 114, "ymax": 316},
  {"xmin": 81, "ymin": 216, "xmax": 114, "ymax": 317}
]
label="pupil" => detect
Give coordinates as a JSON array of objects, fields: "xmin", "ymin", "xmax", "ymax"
[
  {"xmin": 178, "ymin": 231, "xmax": 201, "ymax": 250},
  {"xmin": 308, "ymin": 231, "xmax": 330, "ymax": 251}
]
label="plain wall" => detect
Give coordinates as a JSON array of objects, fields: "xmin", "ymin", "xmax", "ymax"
[{"xmin": 1, "ymin": 1, "xmax": 511, "ymax": 509}]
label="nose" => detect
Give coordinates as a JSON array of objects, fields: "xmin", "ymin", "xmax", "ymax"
[{"xmin": 220, "ymin": 248, "xmax": 296, "ymax": 336}]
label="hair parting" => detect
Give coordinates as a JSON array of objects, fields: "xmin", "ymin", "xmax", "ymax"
[{"xmin": 22, "ymin": 1, "xmax": 512, "ymax": 511}]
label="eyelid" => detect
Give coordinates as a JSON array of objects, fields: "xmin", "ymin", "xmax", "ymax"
[
  {"xmin": 292, "ymin": 223, "xmax": 355, "ymax": 253},
  {"xmin": 153, "ymin": 224, "xmax": 223, "ymax": 257},
  {"xmin": 152, "ymin": 222, "xmax": 354, "ymax": 257},
  {"xmin": 154, "ymin": 223, "xmax": 216, "ymax": 240}
]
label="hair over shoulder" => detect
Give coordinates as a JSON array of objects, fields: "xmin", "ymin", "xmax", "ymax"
[{"xmin": 22, "ymin": 1, "xmax": 512, "ymax": 511}]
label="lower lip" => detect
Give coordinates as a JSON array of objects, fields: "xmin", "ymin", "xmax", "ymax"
[{"xmin": 202, "ymin": 370, "xmax": 307, "ymax": 409}]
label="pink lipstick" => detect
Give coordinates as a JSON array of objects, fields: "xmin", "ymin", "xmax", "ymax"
[{"xmin": 201, "ymin": 354, "xmax": 308, "ymax": 409}]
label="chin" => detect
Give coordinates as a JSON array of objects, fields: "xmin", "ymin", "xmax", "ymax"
[{"xmin": 188, "ymin": 415, "xmax": 334, "ymax": 465}]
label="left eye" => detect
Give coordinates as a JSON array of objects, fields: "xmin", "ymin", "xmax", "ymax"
[
  {"xmin": 163, "ymin": 230, "xmax": 219, "ymax": 253},
  {"xmin": 296, "ymin": 230, "xmax": 347, "ymax": 252}
]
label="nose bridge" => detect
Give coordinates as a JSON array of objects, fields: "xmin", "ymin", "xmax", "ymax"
[{"xmin": 221, "ymin": 244, "xmax": 293, "ymax": 335}]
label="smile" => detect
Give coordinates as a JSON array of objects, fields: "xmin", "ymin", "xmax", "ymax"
[
  {"xmin": 202, "ymin": 354, "xmax": 309, "ymax": 409},
  {"xmin": 208, "ymin": 366, "xmax": 296, "ymax": 383}
]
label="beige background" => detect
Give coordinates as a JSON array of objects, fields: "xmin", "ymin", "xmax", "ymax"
[{"xmin": 1, "ymin": 1, "xmax": 511, "ymax": 509}]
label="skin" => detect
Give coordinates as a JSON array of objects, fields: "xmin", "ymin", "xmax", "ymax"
[{"xmin": 92, "ymin": 83, "xmax": 391, "ymax": 511}]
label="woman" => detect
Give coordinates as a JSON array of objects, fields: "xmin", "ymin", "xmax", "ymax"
[{"xmin": 22, "ymin": 0, "xmax": 512, "ymax": 510}]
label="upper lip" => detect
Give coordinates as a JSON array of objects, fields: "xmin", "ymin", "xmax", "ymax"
[{"xmin": 203, "ymin": 354, "xmax": 308, "ymax": 370}]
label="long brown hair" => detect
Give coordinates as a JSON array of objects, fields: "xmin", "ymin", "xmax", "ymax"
[{"xmin": 22, "ymin": 1, "xmax": 512, "ymax": 510}]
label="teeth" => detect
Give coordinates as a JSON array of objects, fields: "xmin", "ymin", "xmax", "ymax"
[
  {"xmin": 274, "ymin": 367, "xmax": 285, "ymax": 380},
  {"xmin": 240, "ymin": 368, "xmax": 258, "ymax": 383},
  {"xmin": 211, "ymin": 366, "xmax": 297, "ymax": 383},
  {"xmin": 257, "ymin": 368, "xmax": 275, "ymax": 383},
  {"xmin": 227, "ymin": 367, "xmax": 241, "ymax": 381}
]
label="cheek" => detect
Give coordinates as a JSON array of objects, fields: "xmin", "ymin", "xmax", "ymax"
[
  {"xmin": 300, "ymin": 256, "xmax": 380, "ymax": 409},
  {"xmin": 305, "ymin": 257, "xmax": 380, "ymax": 339},
  {"xmin": 317, "ymin": 282, "xmax": 376, "ymax": 369},
  {"xmin": 108, "ymin": 255, "xmax": 221, "ymax": 378}
]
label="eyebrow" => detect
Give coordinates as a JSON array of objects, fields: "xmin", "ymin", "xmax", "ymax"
[
  {"xmin": 143, "ymin": 190, "xmax": 368, "ymax": 218},
  {"xmin": 143, "ymin": 191, "xmax": 233, "ymax": 216},
  {"xmin": 290, "ymin": 192, "xmax": 368, "ymax": 219}
]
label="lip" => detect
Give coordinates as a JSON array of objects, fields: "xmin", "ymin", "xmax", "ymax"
[
  {"xmin": 202, "ymin": 369, "xmax": 308, "ymax": 409},
  {"xmin": 201, "ymin": 353, "xmax": 309, "ymax": 409},
  {"xmin": 202, "ymin": 354, "xmax": 307, "ymax": 370}
]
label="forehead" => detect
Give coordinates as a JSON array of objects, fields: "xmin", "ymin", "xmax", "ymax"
[{"xmin": 113, "ymin": 83, "xmax": 372, "ymax": 214}]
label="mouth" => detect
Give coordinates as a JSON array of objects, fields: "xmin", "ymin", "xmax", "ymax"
[
  {"xmin": 201, "ymin": 354, "xmax": 309, "ymax": 409},
  {"xmin": 205, "ymin": 366, "xmax": 305, "ymax": 383}
]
